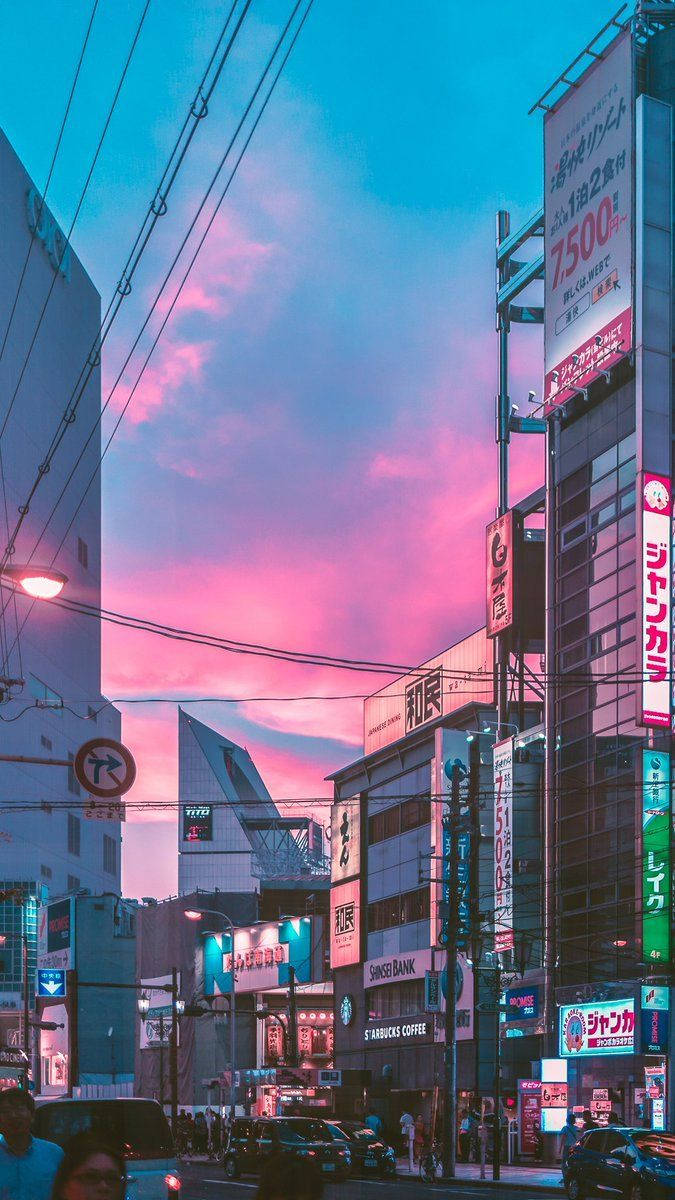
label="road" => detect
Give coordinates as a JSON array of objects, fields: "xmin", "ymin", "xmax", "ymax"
[{"xmin": 178, "ymin": 1161, "xmax": 561, "ymax": 1200}]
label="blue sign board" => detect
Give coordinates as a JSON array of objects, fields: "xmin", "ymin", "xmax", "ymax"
[
  {"xmin": 642, "ymin": 1007, "xmax": 669, "ymax": 1054},
  {"xmin": 505, "ymin": 985, "xmax": 540, "ymax": 1022},
  {"xmin": 37, "ymin": 969, "xmax": 66, "ymax": 999}
]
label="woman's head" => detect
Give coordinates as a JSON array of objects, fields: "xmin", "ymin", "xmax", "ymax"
[{"xmin": 51, "ymin": 1135, "xmax": 126, "ymax": 1200}]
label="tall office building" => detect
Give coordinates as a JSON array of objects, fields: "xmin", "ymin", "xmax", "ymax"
[{"xmin": 0, "ymin": 130, "xmax": 121, "ymax": 1019}]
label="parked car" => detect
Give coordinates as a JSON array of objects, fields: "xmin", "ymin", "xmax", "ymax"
[
  {"xmin": 224, "ymin": 1116, "xmax": 351, "ymax": 1181},
  {"xmin": 563, "ymin": 1127, "xmax": 675, "ymax": 1200},
  {"xmin": 324, "ymin": 1120, "xmax": 396, "ymax": 1177},
  {"xmin": 33, "ymin": 1097, "xmax": 180, "ymax": 1199}
]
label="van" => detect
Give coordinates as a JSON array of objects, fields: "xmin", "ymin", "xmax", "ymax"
[{"xmin": 34, "ymin": 1097, "xmax": 180, "ymax": 1199}]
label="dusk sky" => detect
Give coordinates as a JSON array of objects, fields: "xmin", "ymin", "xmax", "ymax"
[{"xmin": 2, "ymin": 1, "xmax": 619, "ymax": 898}]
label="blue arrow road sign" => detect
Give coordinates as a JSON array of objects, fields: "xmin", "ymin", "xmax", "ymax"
[{"xmin": 37, "ymin": 969, "xmax": 66, "ymax": 998}]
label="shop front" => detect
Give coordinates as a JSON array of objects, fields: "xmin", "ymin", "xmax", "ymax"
[{"xmin": 558, "ymin": 989, "xmax": 670, "ymax": 1128}]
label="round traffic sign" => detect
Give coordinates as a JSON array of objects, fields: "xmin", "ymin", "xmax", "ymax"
[{"xmin": 73, "ymin": 737, "xmax": 136, "ymax": 798}]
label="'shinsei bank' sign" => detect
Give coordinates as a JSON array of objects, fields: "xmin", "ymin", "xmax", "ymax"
[
  {"xmin": 641, "ymin": 750, "xmax": 670, "ymax": 963},
  {"xmin": 493, "ymin": 738, "xmax": 514, "ymax": 954},
  {"xmin": 543, "ymin": 30, "xmax": 633, "ymax": 409},
  {"xmin": 560, "ymin": 998, "xmax": 635, "ymax": 1057},
  {"xmin": 640, "ymin": 473, "xmax": 672, "ymax": 727},
  {"xmin": 363, "ymin": 629, "xmax": 493, "ymax": 756},
  {"xmin": 486, "ymin": 512, "xmax": 515, "ymax": 637}
]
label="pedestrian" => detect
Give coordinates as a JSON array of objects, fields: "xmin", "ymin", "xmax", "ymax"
[
  {"xmin": 399, "ymin": 1111, "xmax": 414, "ymax": 1172},
  {"xmin": 365, "ymin": 1110, "xmax": 383, "ymax": 1139},
  {"xmin": 458, "ymin": 1109, "xmax": 472, "ymax": 1162},
  {"xmin": 581, "ymin": 1109, "xmax": 597, "ymax": 1132},
  {"xmin": 560, "ymin": 1111, "xmax": 579, "ymax": 1167},
  {"xmin": 0, "ymin": 1086, "xmax": 63, "ymax": 1200},
  {"xmin": 257, "ymin": 1154, "xmax": 323, "ymax": 1200},
  {"xmin": 50, "ymin": 1135, "xmax": 126, "ymax": 1200},
  {"xmin": 607, "ymin": 1111, "xmax": 621, "ymax": 1126},
  {"xmin": 413, "ymin": 1115, "xmax": 425, "ymax": 1164},
  {"xmin": 194, "ymin": 1110, "xmax": 207, "ymax": 1154}
]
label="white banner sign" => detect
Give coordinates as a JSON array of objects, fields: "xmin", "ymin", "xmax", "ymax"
[
  {"xmin": 330, "ymin": 796, "xmax": 360, "ymax": 883},
  {"xmin": 493, "ymin": 738, "xmax": 514, "ymax": 954},
  {"xmin": 139, "ymin": 975, "xmax": 179, "ymax": 1049},
  {"xmin": 544, "ymin": 30, "xmax": 633, "ymax": 409},
  {"xmin": 640, "ymin": 473, "xmax": 671, "ymax": 727}
]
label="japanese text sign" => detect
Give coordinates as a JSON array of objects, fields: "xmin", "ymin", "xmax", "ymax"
[
  {"xmin": 486, "ymin": 512, "xmax": 515, "ymax": 637},
  {"xmin": 544, "ymin": 30, "xmax": 633, "ymax": 408},
  {"xmin": 331, "ymin": 796, "xmax": 361, "ymax": 884},
  {"xmin": 640, "ymin": 474, "xmax": 672, "ymax": 727},
  {"xmin": 560, "ymin": 998, "xmax": 635, "ymax": 1057},
  {"xmin": 641, "ymin": 749, "xmax": 670, "ymax": 963},
  {"xmin": 493, "ymin": 738, "xmax": 514, "ymax": 954},
  {"xmin": 330, "ymin": 880, "xmax": 360, "ymax": 968}
]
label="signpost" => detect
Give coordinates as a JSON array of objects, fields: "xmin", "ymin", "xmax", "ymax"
[
  {"xmin": 37, "ymin": 969, "xmax": 66, "ymax": 998},
  {"xmin": 73, "ymin": 738, "xmax": 136, "ymax": 798}
]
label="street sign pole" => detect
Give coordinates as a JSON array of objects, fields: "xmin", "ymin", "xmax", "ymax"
[{"xmin": 442, "ymin": 764, "xmax": 461, "ymax": 1181}]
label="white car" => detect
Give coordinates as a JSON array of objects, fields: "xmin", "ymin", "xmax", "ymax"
[{"xmin": 34, "ymin": 1097, "xmax": 180, "ymax": 1199}]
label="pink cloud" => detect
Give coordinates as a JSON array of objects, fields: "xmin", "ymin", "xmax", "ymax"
[{"xmin": 109, "ymin": 336, "xmax": 212, "ymax": 425}]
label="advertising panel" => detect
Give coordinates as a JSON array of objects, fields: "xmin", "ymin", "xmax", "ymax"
[
  {"xmin": 641, "ymin": 749, "xmax": 670, "ymax": 962},
  {"xmin": 139, "ymin": 975, "xmax": 176, "ymax": 1049},
  {"xmin": 486, "ymin": 511, "xmax": 515, "ymax": 637},
  {"xmin": 544, "ymin": 30, "xmax": 633, "ymax": 408},
  {"xmin": 364, "ymin": 629, "xmax": 493, "ymax": 756},
  {"xmin": 330, "ymin": 880, "xmax": 360, "ymax": 968},
  {"xmin": 641, "ymin": 1007, "xmax": 669, "ymax": 1054},
  {"xmin": 559, "ymin": 998, "xmax": 635, "ymax": 1057},
  {"xmin": 204, "ymin": 918, "xmax": 313, "ymax": 996},
  {"xmin": 330, "ymin": 796, "xmax": 360, "ymax": 883},
  {"xmin": 518, "ymin": 1081, "xmax": 542, "ymax": 1156},
  {"xmin": 431, "ymin": 729, "xmax": 471, "ymax": 950},
  {"xmin": 493, "ymin": 738, "xmax": 514, "ymax": 953},
  {"xmin": 640, "ymin": 474, "xmax": 672, "ymax": 727},
  {"xmin": 505, "ymin": 985, "xmax": 540, "ymax": 1022},
  {"xmin": 182, "ymin": 804, "xmax": 213, "ymax": 842},
  {"xmin": 38, "ymin": 897, "xmax": 75, "ymax": 971}
]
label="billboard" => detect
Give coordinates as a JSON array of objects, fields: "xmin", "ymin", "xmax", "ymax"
[
  {"xmin": 204, "ymin": 918, "xmax": 314, "ymax": 996},
  {"xmin": 182, "ymin": 804, "xmax": 213, "ymax": 842},
  {"xmin": 641, "ymin": 749, "xmax": 670, "ymax": 963},
  {"xmin": 640, "ymin": 473, "xmax": 672, "ymax": 727},
  {"xmin": 330, "ymin": 796, "xmax": 360, "ymax": 883},
  {"xmin": 486, "ymin": 512, "xmax": 515, "ymax": 637},
  {"xmin": 559, "ymin": 998, "xmax": 635, "ymax": 1057},
  {"xmin": 493, "ymin": 738, "xmax": 514, "ymax": 954},
  {"xmin": 431, "ymin": 729, "xmax": 471, "ymax": 950},
  {"xmin": 364, "ymin": 629, "xmax": 493, "ymax": 756},
  {"xmin": 38, "ymin": 898, "xmax": 75, "ymax": 971},
  {"xmin": 139, "ymin": 975, "xmax": 176, "ymax": 1049},
  {"xmin": 505, "ymin": 985, "xmax": 540, "ymax": 1022},
  {"xmin": 544, "ymin": 30, "xmax": 633, "ymax": 409},
  {"xmin": 330, "ymin": 880, "xmax": 360, "ymax": 968}
]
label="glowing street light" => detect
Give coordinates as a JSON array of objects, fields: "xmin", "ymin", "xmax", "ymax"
[{"xmin": 1, "ymin": 564, "xmax": 67, "ymax": 600}]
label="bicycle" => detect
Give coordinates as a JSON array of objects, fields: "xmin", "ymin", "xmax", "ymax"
[{"xmin": 419, "ymin": 1141, "xmax": 442, "ymax": 1184}]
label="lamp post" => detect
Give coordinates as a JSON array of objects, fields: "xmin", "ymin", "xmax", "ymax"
[
  {"xmin": 184, "ymin": 908, "xmax": 236, "ymax": 1119},
  {"xmin": 0, "ymin": 564, "xmax": 67, "ymax": 600},
  {"xmin": 138, "ymin": 991, "xmax": 172, "ymax": 1114}
]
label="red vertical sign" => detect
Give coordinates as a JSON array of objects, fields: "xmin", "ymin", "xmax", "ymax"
[{"xmin": 486, "ymin": 512, "xmax": 514, "ymax": 637}]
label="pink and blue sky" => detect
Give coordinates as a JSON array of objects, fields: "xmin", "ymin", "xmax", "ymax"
[{"xmin": 2, "ymin": 1, "xmax": 618, "ymax": 897}]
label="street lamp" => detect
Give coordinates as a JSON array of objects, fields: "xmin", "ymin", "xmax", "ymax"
[
  {"xmin": 1, "ymin": 564, "xmax": 67, "ymax": 600},
  {"xmin": 137, "ymin": 993, "xmax": 150, "ymax": 1015},
  {"xmin": 184, "ymin": 907, "xmax": 237, "ymax": 1119}
]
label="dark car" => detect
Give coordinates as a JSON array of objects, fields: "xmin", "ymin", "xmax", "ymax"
[
  {"xmin": 224, "ymin": 1116, "xmax": 351, "ymax": 1181},
  {"xmin": 324, "ymin": 1120, "xmax": 396, "ymax": 1177},
  {"xmin": 563, "ymin": 1127, "xmax": 675, "ymax": 1200}
]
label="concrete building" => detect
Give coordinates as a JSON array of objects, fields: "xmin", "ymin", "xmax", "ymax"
[{"xmin": 0, "ymin": 129, "xmax": 122, "ymax": 1029}]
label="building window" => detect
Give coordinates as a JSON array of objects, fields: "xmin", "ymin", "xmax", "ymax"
[
  {"xmin": 368, "ymin": 806, "xmax": 400, "ymax": 845},
  {"xmin": 367, "ymin": 979, "xmax": 425, "ymax": 1020},
  {"xmin": 103, "ymin": 835, "xmax": 117, "ymax": 876},
  {"xmin": 68, "ymin": 813, "xmax": 80, "ymax": 857},
  {"xmin": 67, "ymin": 753, "xmax": 80, "ymax": 796},
  {"xmin": 28, "ymin": 674, "xmax": 62, "ymax": 712},
  {"xmin": 368, "ymin": 886, "xmax": 430, "ymax": 932},
  {"xmin": 67, "ymin": 875, "xmax": 80, "ymax": 892},
  {"xmin": 40, "ymin": 735, "xmax": 52, "ymax": 751},
  {"xmin": 77, "ymin": 537, "xmax": 88, "ymax": 569}
]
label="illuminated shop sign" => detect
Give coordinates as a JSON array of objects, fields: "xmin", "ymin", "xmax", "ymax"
[
  {"xmin": 640, "ymin": 474, "xmax": 671, "ymax": 728},
  {"xmin": 486, "ymin": 511, "xmax": 515, "ymax": 637},
  {"xmin": 364, "ymin": 1017, "xmax": 433, "ymax": 1045},
  {"xmin": 505, "ymin": 986, "xmax": 540, "ymax": 1021},
  {"xmin": 330, "ymin": 880, "xmax": 360, "ymax": 968},
  {"xmin": 559, "ymin": 998, "xmax": 635, "ymax": 1057},
  {"xmin": 182, "ymin": 804, "xmax": 213, "ymax": 842},
  {"xmin": 641, "ymin": 750, "xmax": 670, "ymax": 962},
  {"xmin": 493, "ymin": 738, "xmax": 514, "ymax": 953},
  {"xmin": 330, "ymin": 796, "xmax": 360, "ymax": 883},
  {"xmin": 204, "ymin": 918, "xmax": 313, "ymax": 996}
]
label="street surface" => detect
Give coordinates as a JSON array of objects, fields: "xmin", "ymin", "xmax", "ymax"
[{"xmin": 179, "ymin": 1161, "xmax": 562, "ymax": 1200}]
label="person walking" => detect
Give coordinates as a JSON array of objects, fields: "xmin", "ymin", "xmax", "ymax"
[
  {"xmin": 413, "ymin": 1115, "xmax": 425, "ymax": 1165},
  {"xmin": 399, "ymin": 1112, "xmax": 414, "ymax": 1172},
  {"xmin": 581, "ymin": 1109, "xmax": 597, "ymax": 1132},
  {"xmin": 560, "ymin": 1111, "xmax": 580, "ymax": 1167},
  {"xmin": 365, "ymin": 1111, "xmax": 383, "ymax": 1139},
  {"xmin": 0, "ymin": 1087, "xmax": 63, "ymax": 1200}
]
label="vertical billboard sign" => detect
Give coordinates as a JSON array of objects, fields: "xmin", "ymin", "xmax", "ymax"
[
  {"xmin": 38, "ymin": 897, "xmax": 75, "ymax": 971},
  {"xmin": 433, "ymin": 729, "xmax": 470, "ymax": 950},
  {"xmin": 330, "ymin": 880, "xmax": 360, "ymax": 968},
  {"xmin": 641, "ymin": 749, "xmax": 671, "ymax": 963},
  {"xmin": 486, "ymin": 511, "xmax": 515, "ymax": 637},
  {"xmin": 493, "ymin": 738, "xmax": 514, "ymax": 954},
  {"xmin": 543, "ymin": 31, "xmax": 633, "ymax": 410},
  {"xmin": 640, "ymin": 474, "xmax": 672, "ymax": 727},
  {"xmin": 330, "ymin": 796, "xmax": 361, "ymax": 883}
]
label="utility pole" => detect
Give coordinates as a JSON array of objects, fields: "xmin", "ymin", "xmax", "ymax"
[
  {"xmin": 169, "ymin": 967, "xmax": 178, "ymax": 1134},
  {"xmin": 496, "ymin": 209, "xmax": 511, "ymax": 740},
  {"xmin": 21, "ymin": 925, "xmax": 29, "ymax": 1092},
  {"xmin": 442, "ymin": 762, "xmax": 461, "ymax": 1180},
  {"xmin": 287, "ymin": 966, "xmax": 298, "ymax": 1067},
  {"xmin": 158, "ymin": 1012, "xmax": 165, "ymax": 1109},
  {"xmin": 492, "ymin": 959, "xmax": 503, "ymax": 1183}
]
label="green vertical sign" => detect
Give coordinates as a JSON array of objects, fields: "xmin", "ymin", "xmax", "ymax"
[{"xmin": 642, "ymin": 750, "xmax": 671, "ymax": 963}]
